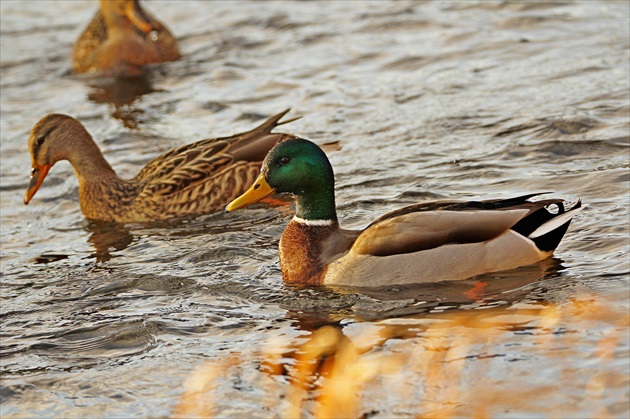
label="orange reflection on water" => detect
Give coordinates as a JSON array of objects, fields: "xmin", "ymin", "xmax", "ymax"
[{"xmin": 173, "ymin": 296, "xmax": 629, "ymax": 418}]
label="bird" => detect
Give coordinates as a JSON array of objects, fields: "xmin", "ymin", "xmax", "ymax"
[
  {"xmin": 225, "ymin": 138, "xmax": 585, "ymax": 287},
  {"xmin": 24, "ymin": 110, "xmax": 299, "ymax": 222},
  {"xmin": 72, "ymin": 0, "xmax": 180, "ymax": 76}
]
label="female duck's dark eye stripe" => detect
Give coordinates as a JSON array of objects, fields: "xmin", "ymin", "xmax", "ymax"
[{"xmin": 34, "ymin": 125, "xmax": 57, "ymax": 152}]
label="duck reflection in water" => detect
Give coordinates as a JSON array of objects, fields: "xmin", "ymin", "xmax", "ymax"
[
  {"xmin": 86, "ymin": 221, "xmax": 134, "ymax": 262},
  {"xmin": 281, "ymin": 256, "xmax": 564, "ymax": 330},
  {"xmin": 173, "ymin": 258, "xmax": 580, "ymax": 419},
  {"xmin": 86, "ymin": 74, "xmax": 155, "ymax": 129},
  {"xmin": 30, "ymin": 222, "xmax": 134, "ymax": 264}
]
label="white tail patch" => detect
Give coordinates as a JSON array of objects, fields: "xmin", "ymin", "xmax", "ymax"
[{"xmin": 529, "ymin": 205, "xmax": 587, "ymax": 239}]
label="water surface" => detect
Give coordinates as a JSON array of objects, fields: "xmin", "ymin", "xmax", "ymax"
[{"xmin": 1, "ymin": 1, "xmax": 628, "ymax": 417}]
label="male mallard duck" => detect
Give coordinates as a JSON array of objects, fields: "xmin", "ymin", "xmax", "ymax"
[
  {"xmin": 72, "ymin": 0, "xmax": 180, "ymax": 75},
  {"xmin": 226, "ymin": 138, "xmax": 584, "ymax": 286},
  {"xmin": 25, "ymin": 110, "xmax": 298, "ymax": 222}
]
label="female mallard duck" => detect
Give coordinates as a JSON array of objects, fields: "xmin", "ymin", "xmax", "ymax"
[
  {"xmin": 25, "ymin": 110, "xmax": 298, "ymax": 223},
  {"xmin": 72, "ymin": 0, "xmax": 180, "ymax": 75},
  {"xmin": 226, "ymin": 138, "xmax": 584, "ymax": 286}
]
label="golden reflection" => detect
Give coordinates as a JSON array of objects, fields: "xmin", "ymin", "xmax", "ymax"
[
  {"xmin": 86, "ymin": 75, "xmax": 155, "ymax": 129},
  {"xmin": 280, "ymin": 257, "xmax": 564, "ymax": 329},
  {"xmin": 86, "ymin": 221, "xmax": 134, "ymax": 262},
  {"xmin": 172, "ymin": 297, "xmax": 628, "ymax": 418}
]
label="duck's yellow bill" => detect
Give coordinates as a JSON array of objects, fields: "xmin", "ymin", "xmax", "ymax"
[
  {"xmin": 24, "ymin": 164, "xmax": 51, "ymax": 205},
  {"xmin": 226, "ymin": 174, "xmax": 276, "ymax": 212}
]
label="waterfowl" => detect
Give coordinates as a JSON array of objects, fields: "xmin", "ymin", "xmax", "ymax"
[
  {"xmin": 25, "ymin": 110, "xmax": 298, "ymax": 222},
  {"xmin": 226, "ymin": 138, "xmax": 584, "ymax": 286},
  {"xmin": 72, "ymin": 0, "xmax": 180, "ymax": 76}
]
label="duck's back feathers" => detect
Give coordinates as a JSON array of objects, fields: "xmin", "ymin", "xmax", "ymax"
[
  {"xmin": 368, "ymin": 193, "xmax": 560, "ymax": 226},
  {"xmin": 358, "ymin": 194, "xmax": 580, "ymax": 257},
  {"xmin": 133, "ymin": 110, "xmax": 297, "ymax": 218},
  {"xmin": 72, "ymin": 12, "xmax": 108, "ymax": 71},
  {"xmin": 354, "ymin": 208, "xmax": 529, "ymax": 257},
  {"xmin": 322, "ymin": 195, "xmax": 584, "ymax": 286},
  {"xmin": 136, "ymin": 109, "xmax": 297, "ymax": 180}
]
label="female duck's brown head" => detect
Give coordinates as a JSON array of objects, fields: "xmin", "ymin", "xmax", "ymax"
[{"xmin": 25, "ymin": 114, "xmax": 113, "ymax": 205}]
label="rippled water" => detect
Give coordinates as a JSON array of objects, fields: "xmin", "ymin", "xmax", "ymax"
[{"xmin": 1, "ymin": 1, "xmax": 628, "ymax": 417}]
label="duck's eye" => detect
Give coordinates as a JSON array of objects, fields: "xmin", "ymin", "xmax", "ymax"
[
  {"xmin": 36, "ymin": 135, "xmax": 45, "ymax": 146},
  {"xmin": 279, "ymin": 156, "xmax": 290, "ymax": 166}
]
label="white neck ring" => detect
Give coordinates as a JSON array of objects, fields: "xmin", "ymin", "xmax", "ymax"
[{"xmin": 292, "ymin": 216, "xmax": 335, "ymax": 227}]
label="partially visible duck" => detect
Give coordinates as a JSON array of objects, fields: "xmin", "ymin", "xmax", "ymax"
[
  {"xmin": 226, "ymin": 138, "xmax": 585, "ymax": 287},
  {"xmin": 72, "ymin": 0, "xmax": 180, "ymax": 76},
  {"xmin": 25, "ymin": 110, "xmax": 298, "ymax": 222}
]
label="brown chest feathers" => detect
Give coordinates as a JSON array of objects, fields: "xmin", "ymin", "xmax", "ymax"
[
  {"xmin": 79, "ymin": 176, "xmax": 142, "ymax": 222},
  {"xmin": 279, "ymin": 220, "xmax": 340, "ymax": 285}
]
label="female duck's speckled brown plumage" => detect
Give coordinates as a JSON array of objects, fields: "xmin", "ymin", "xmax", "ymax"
[
  {"xmin": 25, "ymin": 110, "xmax": 298, "ymax": 222},
  {"xmin": 72, "ymin": 0, "xmax": 180, "ymax": 75}
]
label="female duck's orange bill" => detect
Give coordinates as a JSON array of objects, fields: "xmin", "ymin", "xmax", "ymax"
[
  {"xmin": 225, "ymin": 174, "xmax": 276, "ymax": 212},
  {"xmin": 24, "ymin": 164, "xmax": 51, "ymax": 204},
  {"xmin": 126, "ymin": 0, "xmax": 154, "ymax": 33}
]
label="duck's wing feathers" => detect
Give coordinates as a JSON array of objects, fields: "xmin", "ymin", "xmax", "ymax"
[
  {"xmin": 72, "ymin": 11, "xmax": 107, "ymax": 70},
  {"xmin": 133, "ymin": 110, "xmax": 297, "ymax": 214},
  {"xmin": 135, "ymin": 140, "xmax": 255, "ymax": 207},
  {"xmin": 354, "ymin": 195, "xmax": 571, "ymax": 257},
  {"xmin": 142, "ymin": 9, "xmax": 180, "ymax": 61},
  {"xmin": 134, "ymin": 109, "xmax": 297, "ymax": 182},
  {"xmin": 368, "ymin": 193, "xmax": 561, "ymax": 226}
]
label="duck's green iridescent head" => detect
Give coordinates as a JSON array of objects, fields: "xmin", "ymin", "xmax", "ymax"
[
  {"xmin": 226, "ymin": 138, "xmax": 337, "ymax": 221},
  {"xmin": 263, "ymin": 138, "xmax": 334, "ymax": 194}
]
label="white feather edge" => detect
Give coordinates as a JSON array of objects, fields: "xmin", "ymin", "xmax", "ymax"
[{"xmin": 529, "ymin": 204, "xmax": 587, "ymax": 239}]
